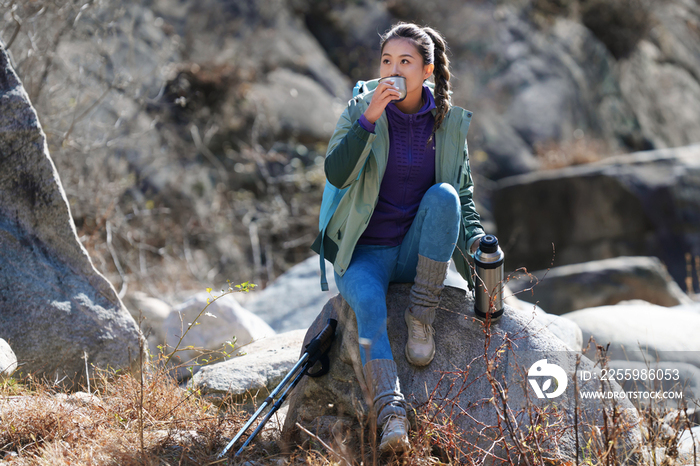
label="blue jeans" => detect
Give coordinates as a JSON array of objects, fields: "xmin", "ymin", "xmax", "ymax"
[{"xmin": 334, "ymin": 183, "xmax": 461, "ymax": 364}]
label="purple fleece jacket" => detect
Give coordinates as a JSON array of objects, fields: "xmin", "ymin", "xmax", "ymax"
[{"xmin": 357, "ymin": 85, "xmax": 437, "ymax": 246}]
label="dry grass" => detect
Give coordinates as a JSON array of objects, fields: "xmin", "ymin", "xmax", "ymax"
[
  {"xmin": 1, "ymin": 365, "xmax": 239, "ymax": 465},
  {"xmin": 1, "ymin": 341, "xmax": 697, "ymax": 465},
  {"xmin": 534, "ymin": 137, "xmax": 613, "ymax": 170},
  {"xmin": 0, "ymin": 360, "xmax": 348, "ymax": 465}
]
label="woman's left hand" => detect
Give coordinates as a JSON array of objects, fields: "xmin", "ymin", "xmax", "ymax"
[{"xmin": 470, "ymin": 237, "xmax": 481, "ymax": 255}]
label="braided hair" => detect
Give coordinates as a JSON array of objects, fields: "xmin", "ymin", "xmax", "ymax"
[{"xmin": 379, "ymin": 23, "xmax": 452, "ymax": 135}]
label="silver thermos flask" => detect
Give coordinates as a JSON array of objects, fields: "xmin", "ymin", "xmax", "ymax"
[{"xmin": 473, "ymin": 235, "xmax": 505, "ymax": 321}]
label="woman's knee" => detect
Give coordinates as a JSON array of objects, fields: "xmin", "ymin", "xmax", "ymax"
[
  {"xmin": 423, "ymin": 183, "xmax": 459, "ymax": 215},
  {"xmin": 353, "ymin": 295, "xmax": 386, "ymax": 321},
  {"xmin": 353, "ymin": 300, "xmax": 389, "ymax": 340},
  {"xmin": 340, "ymin": 281, "xmax": 387, "ymax": 322}
]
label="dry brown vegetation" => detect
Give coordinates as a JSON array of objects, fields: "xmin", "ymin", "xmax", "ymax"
[
  {"xmin": 1, "ymin": 367, "xmax": 244, "ymax": 465},
  {"xmin": 534, "ymin": 137, "xmax": 613, "ymax": 170},
  {"xmin": 1, "ymin": 284, "xmax": 697, "ymax": 466},
  {"xmin": 2, "ymin": 330, "xmax": 697, "ymax": 466}
]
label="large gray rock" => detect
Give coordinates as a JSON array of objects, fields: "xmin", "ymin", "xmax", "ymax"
[
  {"xmin": 493, "ymin": 146, "xmax": 700, "ymax": 292},
  {"xmin": 534, "ymin": 311, "xmax": 584, "ymax": 352},
  {"xmin": 507, "ymin": 256, "xmax": 693, "ymax": 315},
  {"xmin": 0, "ymin": 44, "xmax": 144, "ymax": 384},
  {"xmin": 618, "ymin": 1, "xmax": 700, "ymax": 150},
  {"xmin": 563, "ymin": 303, "xmax": 700, "ymax": 370},
  {"xmin": 0, "ymin": 339, "xmax": 17, "ymax": 380},
  {"xmin": 283, "ymin": 286, "xmax": 642, "ymax": 463},
  {"xmin": 0, "ymin": 0, "xmax": 348, "ymax": 295},
  {"xmin": 192, "ymin": 329, "xmax": 305, "ymax": 404},
  {"xmin": 246, "ymin": 68, "xmax": 345, "ymax": 144}
]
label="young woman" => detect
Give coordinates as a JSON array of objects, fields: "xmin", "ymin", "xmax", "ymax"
[{"xmin": 311, "ymin": 23, "xmax": 485, "ymax": 455}]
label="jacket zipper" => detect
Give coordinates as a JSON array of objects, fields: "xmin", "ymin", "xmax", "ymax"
[{"xmin": 400, "ymin": 116, "xmax": 414, "ymax": 233}]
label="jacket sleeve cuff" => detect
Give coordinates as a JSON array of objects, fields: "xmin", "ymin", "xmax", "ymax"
[
  {"xmin": 466, "ymin": 233, "xmax": 486, "ymax": 257},
  {"xmin": 358, "ymin": 114, "xmax": 376, "ymax": 134}
]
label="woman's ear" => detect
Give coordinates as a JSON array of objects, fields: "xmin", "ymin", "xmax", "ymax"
[{"xmin": 423, "ymin": 63, "xmax": 435, "ymax": 80}]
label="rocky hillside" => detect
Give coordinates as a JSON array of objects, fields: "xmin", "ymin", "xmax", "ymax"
[{"xmin": 1, "ymin": 0, "xmax": 699, "ymax": 301}]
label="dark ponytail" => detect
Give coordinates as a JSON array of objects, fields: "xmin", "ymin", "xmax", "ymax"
[
  {"xmin": 422, "ymin": 27, "xmax": 451, "ymax": 135},
  {"xmin": 380, "ymin": 23, "xmax": 452, "ymax": 135}
]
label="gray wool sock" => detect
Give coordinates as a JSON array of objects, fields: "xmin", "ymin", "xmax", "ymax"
[
  {"xmin": 362, "ymin": 358, "xmax": 406, "ymax": 426},
  {"xmin": 409, "ymin": 255, "xmax": 449, "ymax": 325}
]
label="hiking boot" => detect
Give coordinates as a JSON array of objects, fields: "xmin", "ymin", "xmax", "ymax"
[
  {"xmin": 404, "ymin": 255, "xmax": 448, "ymax": 366},
  {"xmin": 379, "ymin": 414, "xmax": 410, "ymax": 456},
  {"xmin": 363, "ymin": 359, "xmax": 409, "ymax": 456},
  {"xmin": 404, "ymin": 308, "xmax": 435, "ymax": 366}
]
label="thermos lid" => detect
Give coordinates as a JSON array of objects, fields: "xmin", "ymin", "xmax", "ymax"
[{"xmin": 479, "ymin": 235, "xmax": 499, "ymax": 254}]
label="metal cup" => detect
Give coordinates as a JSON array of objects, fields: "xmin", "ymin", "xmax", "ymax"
[{"xmin": 378, "ymin": 76, "xmax": 407, "ymax": 102}]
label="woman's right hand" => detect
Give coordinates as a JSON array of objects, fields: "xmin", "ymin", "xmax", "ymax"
[{"xmin": 363, "ymin": 80, "xmax": 401, "ymax": 124}]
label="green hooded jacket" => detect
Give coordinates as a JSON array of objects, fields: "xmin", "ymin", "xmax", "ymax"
[{"xmin": 311, "ymin": 79, "xmax": 485, "ymax": 289}]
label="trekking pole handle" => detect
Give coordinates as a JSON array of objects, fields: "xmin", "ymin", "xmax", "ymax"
[{"xmin": 304, "ymin": 318, "xmax": 337, "ymax": 362}]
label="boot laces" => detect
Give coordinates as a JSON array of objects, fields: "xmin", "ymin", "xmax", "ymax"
[
  {"xmin": 382, "ymin": 414, "xmax": 409, "ymax": 437},
  {"xmin": 409, "ymin": 315, "xmax": 434, "ymax": 342}
]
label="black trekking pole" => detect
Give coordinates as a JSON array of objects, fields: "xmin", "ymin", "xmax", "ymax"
[{"xmin": 216, "ymin": 318, "xmax": 338, "ymax": 460}]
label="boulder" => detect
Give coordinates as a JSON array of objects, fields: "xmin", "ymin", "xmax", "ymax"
[
  {"xmin": 454, "ymin": 269, "xmax": 583, "ymax": 351},
  {"xmin": 507, "ymin": 256, "xmax": 693, "ymax": 315},
  {"xmin": 493, "ymin": 146, "xmax": 700, "ymax": 292},
  {"xmin": 470, "ymin": 110, "xmax": 541, "ymax": 180},
  {"xmin": 283, "ymin": 285, "xmax": 642, "ymax": 463},
  {"xmin": 192, "ymin": 329, "xmax": 305, "ymax": 404},
  {"xmin": 0, "ymin": 0, "xmax": 350, "ymax": 295},
  {"xmin": 0, "ymin": 44, "xmax": 144, "ymax": 384},
  {"xmin": 533, "ymin": 311, "xmax": 584, "ymax": 352},
  {"xmin": 245, "ymin": 66, "xmax": 345, "ymax": 145},
  {"xmin": 0, "ymin": 339, "xmax": 17, "ymax": 380},
  {"xmin": 563, "ymin": 303, "xmax": 700, "ymax": 370},
  {"xmin": 163, "ymin": 292, "xmax": 275, "ymax": 371},
  {"xmin": 245, "ymin": 256, "xmax": 338, "ymax": 333},
  {"xmin": 618, "ymin": 0, "xmax": 700, "ymax": 150}
]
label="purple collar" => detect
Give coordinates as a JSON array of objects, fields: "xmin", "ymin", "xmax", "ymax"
[{"xmin": 386, "ymin": 85, "xmax": 436, "ymax": 120}]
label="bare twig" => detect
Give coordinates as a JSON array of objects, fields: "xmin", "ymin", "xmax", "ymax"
[
  {"xmin": 5, "ymin": 5, "xmax": 22, "ymax": 50},
  {"xmin": 61, "ymin": 83, "xmax": 113, "ymax": 145},
  {"xmin": 106, "ymin": 220, "xmax": 127, "ymax": 298},
  {"xmin": 190, "ymin": 124, "xmax": 228, "ymax": 182},
  {"xmin": 295, "ymin": 422, "xmax": 350, "ymax": 466}
]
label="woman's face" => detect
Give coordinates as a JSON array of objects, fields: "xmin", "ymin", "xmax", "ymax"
[{"xmin": 380, "ymin": 38, "xmax": 434, "ymax": 99}]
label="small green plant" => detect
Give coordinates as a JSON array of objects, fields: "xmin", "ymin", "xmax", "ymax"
[{"xmin": 162, "ymin": 280, "xmax": 256, "ymax": 369}]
